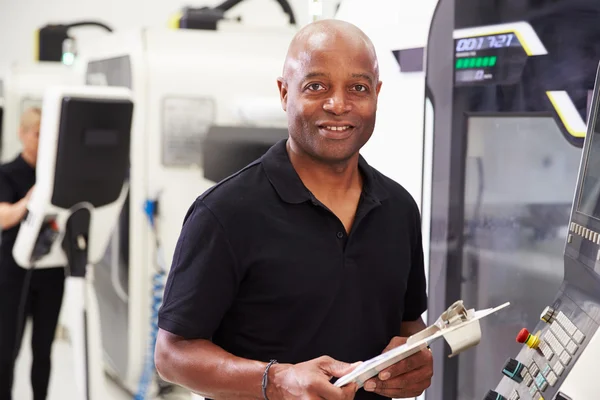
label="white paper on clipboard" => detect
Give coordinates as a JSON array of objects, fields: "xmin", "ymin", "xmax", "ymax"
[{"xmin": 334, "ymin": 301, "xmax": 510, "ymax": 388}]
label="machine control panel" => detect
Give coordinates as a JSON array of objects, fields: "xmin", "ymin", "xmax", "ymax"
[
  {"xmin": 502, "ymin": 358, "xmax": 525, "ymax": 383},
  {"xmin": 489, "ymin": 298, "xmax": 596, "ymax": 400}
]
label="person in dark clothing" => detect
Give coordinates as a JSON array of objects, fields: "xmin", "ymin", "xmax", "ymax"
[
  {"xmin": 0, "ymin": 107, "xmax": 65, "ymax": 400},
  {"xmin": 155, "ymin": 20, "xmax": 433, "ymax": 400}
]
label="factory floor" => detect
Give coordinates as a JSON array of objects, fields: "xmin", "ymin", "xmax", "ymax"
[{"xmin": 12, "ymin": 321, "xmax": 192, "ymax": 400}]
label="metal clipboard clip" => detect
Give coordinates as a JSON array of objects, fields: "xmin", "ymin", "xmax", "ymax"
[{"xmin": 406, "ymin": 300, "xmax": 483, "ymax": 358}]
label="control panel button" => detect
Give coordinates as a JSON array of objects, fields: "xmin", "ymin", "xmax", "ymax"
[
  {"xmin": 559, "ymin": 351, "xmax": 572, "ymax": 365},
  {"xmin": 550, "ymin": 321, "xmax": 571, "ymax": 346},
  {"xmin": 529, "ymin": 385, "xmax": 539, "ymax": 397},
  {"xmin": 523, "ymin": 372, "xmax": 534, "ymax": 386},
  {"xmin": 509, "ymin": 390, "xmax": 520, "ymax": 400},
  {"xmin": 565, "ymin": 340, "xmax": 578, "ymax": 355},
  {"xmin": 546, "ymin": 371, "xmax": 558, "ymax": 386},
  {"xmin": 538, "ymin": 341, "xmax": 554, "ymax": 361},
  {"xmin": 529, "ymin": 360, "xmax": 540, "ymax": 377},
  {"xmin": 541, "ymin": 364, "xmax": 551, "ymax": 377},
  {"xmin": 573, "ymin": 329, "xmax": 585, "ymax": 344},
  {"xmin": 556, "ymin": 312, "xmax": 577, "ymax": 336},
  {"xmin": 484, "ymin": 390, "xmax": 506, "ymax": 400},
  {"xmin": 540, "ymin": 306, "xmax": 556, "ymax": 324},
  {"xmin": 552, "ymin": 360, "xmax": 565, "ymax": 376},
  {"xmin": 502, "ymin": 358, "xmax": 524, "ymax": 383},
  {"xmin": 542, "ymin": 331, "xmax": 563, "ymax": 357},
  {"xmin": 535, "ymin": 374, "xmax": 548, "ymax": 391},
  {"xmin": 517, "ymin": 329, "xmax": 540, "ymax": 349}
]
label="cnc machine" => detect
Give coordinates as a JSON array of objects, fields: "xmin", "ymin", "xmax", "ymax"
[
  {"xmin": 335, "ymin": 1, "xmax": 600, "ymax": 399},
  {"xmin": 486, "ymin": 62, "xmax": 600, "ymax": 400},
  {"xmin": 0, "ymin": 62, "xmax": 80, "ymax": 161},
  {"xmin": 77, "ymin": 23, "xmax": 295, "ymax": 396}
]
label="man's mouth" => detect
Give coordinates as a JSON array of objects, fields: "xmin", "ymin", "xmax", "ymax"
[
  {"xmin": 321, "ymin": 125, "xmax": 353, "ymax": 132},
  {"xmin": 317, "ymin": 124, "xmax": 356, "ymax": 140}
]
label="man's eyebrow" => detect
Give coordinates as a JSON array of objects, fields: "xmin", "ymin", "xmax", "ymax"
[
  {"xmin": 303, "ymin": 72, "xmax": 330, "ymax": 80},
  {"xmin": 351, "ymin": 73, "xmax": 374, "ymax": 84}
]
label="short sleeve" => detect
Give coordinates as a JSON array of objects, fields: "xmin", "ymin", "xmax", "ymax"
[
  {"xmin": 402, "ymin": 206, "xmax": 428, "ymax": 322},
  {"xmin": 158, "ymin": 198, "xmax": 241, "ymax": 339},
  {"xmin": 0, "ymin": 171, "xmax": 15, "ymax": 203}
]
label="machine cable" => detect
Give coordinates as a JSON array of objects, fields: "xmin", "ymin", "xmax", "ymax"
[
  {"xmin": 214, "ymin": 0, "xmax": 296, "ymax": 25},
  {"xmin": 135, "ymin": 197, "xmax": 167, "ymax": 400},
  {"xmin": 64, "ymin": 21, "xmax": 113, "ymax": 32}
]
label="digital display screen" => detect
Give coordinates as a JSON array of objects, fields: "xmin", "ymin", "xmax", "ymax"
[
  {"xmin": 454, "ymin": 32, "xmax": 526, "ymax": 86},
  {"xmin": 455, "ymin": 33, "xmax": 520, "ymax": 52},
  {"xmin": 577, "ymin": 115, "xmax": 600, "ymax": 219}
]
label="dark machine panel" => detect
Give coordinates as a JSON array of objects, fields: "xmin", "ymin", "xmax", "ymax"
[
  {"xmin": 490, "ymin": 76, "xmax": 600, "ymax": 396},
  {"xmin": 424, "ymin": 1, "xmax": 600, "ymax": 399}
]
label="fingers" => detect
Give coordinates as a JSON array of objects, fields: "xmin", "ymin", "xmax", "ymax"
[
  {"xmin": 371, "ymin": 379, "xmax": 429, "ymax": 399},
  {"xmin": 382, "ymin": 336, "xmax": 407, "ymax": 353},
  {"xmin": 366, "ymin": 374, "xmax": 432, "ymax": 397},
  {"xmin": 317, "ymin": 356, "xmax": 361, "ymax": 378},
  {"xmin": 310, "ymin": 378, "xmax": 357, "ymax": 400},
  {"xmin": 377, "ymin": 347, "xmax": 432, "ymax": 380},
  {"xmin": 364, "ymin": 365, "xmax": 433, "ymax": 398}
]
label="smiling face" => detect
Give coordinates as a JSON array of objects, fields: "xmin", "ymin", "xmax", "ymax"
[{"xmin": 277, "ymin": 21, "xmax": 382, "ymax": 165}]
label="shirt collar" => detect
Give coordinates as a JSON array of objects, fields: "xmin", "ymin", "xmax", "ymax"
[{"xmin": 261, "ymin": 139, "xmax": 389, "ymax": 204}]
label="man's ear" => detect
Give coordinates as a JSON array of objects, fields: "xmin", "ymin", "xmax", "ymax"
[
  {"xmin": 277, "ymin": 77, "xmax": 288, "ymax": 111},
  {"xmin": 375, "ymin": 80, "xmax": 383, "ymax": 96}
]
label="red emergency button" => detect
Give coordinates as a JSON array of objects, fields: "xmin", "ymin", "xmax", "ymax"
[{"xmin": 516, "ymin": 328, "xmax": 540, "ymax": 349}]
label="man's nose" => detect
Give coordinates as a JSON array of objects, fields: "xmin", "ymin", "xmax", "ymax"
[{"xmin": 323, "ymin": 90, "xmax": 351, "ymax": 115}]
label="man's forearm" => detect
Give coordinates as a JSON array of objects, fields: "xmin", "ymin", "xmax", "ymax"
[{"xmin": 155, "ymin": 329, "xmax": 269, "ymax": 400}]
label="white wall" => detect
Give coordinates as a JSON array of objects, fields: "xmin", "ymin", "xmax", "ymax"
[{"xmin": 0, "ymin": 0, "xmax": 339, "ymax": 67}]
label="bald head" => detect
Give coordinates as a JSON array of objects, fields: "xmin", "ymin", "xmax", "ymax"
[
  {"xmin": 276, "ymin": 19, "xmax": 383, "ymax": 166},
  {"xmin": 282, "ymin": 19, "xmax": 379, "ymax": 82}
]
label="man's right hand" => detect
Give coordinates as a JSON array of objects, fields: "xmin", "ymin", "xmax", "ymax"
[{"xmin": 267, "ymin": 356, "xmax": 360, "ymax": 400}]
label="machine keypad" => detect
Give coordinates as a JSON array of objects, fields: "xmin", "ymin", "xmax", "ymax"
[
  {"xmin": 509, "ymin": 390, "xmax": 520, "ymax": 400},
  {"xmin": 541, "ymin": 364, "xmax": 551, "ymax": 376},
  {"xmin": 556, "ymin": 312, "xmax": 577, "ymax": 336},
  {"xmin": 565, "ymin": 340, "xmax": 578, "ymax": 355},
  {"xmin": 546, "ymin": 371, "xmax": 558, "ymax": 387},
  {"xmin": 529, "ymin": 361, "xmax": 540, "ymax": 377},
  {"xmin": 559, "ymin": 351, "xmax": 572, "ymax": 365},
  {"xmin": 529, "ymin": 386, "xmax": 543, "ymax": 399},
  {"xmin": 538, "ymin": 340, "xmax": 554, "ymax": 361},
  {"xmin": 550, "ymin": 321, "xmax": 571, "ymax": 347},
  {"xmin": 542, "ymin": 331, "xmax": 563, "ymax": 356},
  {"xmin": 524, "ymin": 372, "xmax": 534, "ymax": 386},
  {"xmin": 552, "ymin": 360, "xmax": 565, "ymax": 376},
  {"xmin": 573, "ymin": 329, "xmax": 585, "ymax": 344},
  {"xmin": 534, "ymin": 374, "xmax": 548, "ymax": 391}
]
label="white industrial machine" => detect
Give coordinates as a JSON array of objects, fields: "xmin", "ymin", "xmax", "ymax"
[
  {"xmin": 336, "ymin": 0, "xmax": 600, "ymax": 399},
  {"xmin": 75, "ymin": 21, "xmax": 296, "ymax": 397},
  {"xmin": 0, "ymin": 62, "xmax": 81, "ymax": 162},
  {"xmin": 12, "ymin": 85, "xmax": 133, "ymax": 400}
]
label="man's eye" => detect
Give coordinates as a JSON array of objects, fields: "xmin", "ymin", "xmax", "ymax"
[
  {"xmin": 354, "ymin": 85, "xmax": 367, "ymax": 92},
  {"xmin": 308, "ymin": 83, "xmax": 324, "ymax": 91}
]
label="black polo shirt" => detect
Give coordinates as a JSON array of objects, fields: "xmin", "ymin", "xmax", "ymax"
[{"xmin": 158, "ymin": 139, "xmax": 427, "ymax": 398}]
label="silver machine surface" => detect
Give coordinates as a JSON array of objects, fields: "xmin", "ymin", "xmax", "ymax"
[{"xmin": 423, "ymin": 1, "xmax": 600, "ymax": 399}]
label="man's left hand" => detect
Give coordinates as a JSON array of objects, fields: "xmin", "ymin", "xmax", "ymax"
[{"xmin": 363, "ymin": 337, "xmax": 433, "ymax": 398}]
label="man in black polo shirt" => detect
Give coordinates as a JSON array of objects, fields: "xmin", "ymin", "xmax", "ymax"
[
  {"xmin": 156, "ymin": 19, "xmax": 433, "ymax": 400},
  {"xmin": 0, "ymin": 107, "xmax": 65, "ymax": 400}
]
